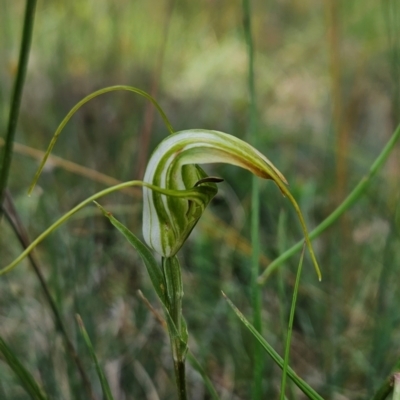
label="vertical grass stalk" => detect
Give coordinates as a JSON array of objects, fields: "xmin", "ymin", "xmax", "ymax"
[
  {"xmin": 279, "ymin": 243, "xmax": 305, "ymax": 400},
  {"xmin": 242, "ymin": 0, "xmax": 263, "ymax": 397},
  {"xmin": 0, "ymin": 0, "xmax": 37, "ymax": 210}
]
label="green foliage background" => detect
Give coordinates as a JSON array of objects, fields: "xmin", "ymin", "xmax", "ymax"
[{"xmin": 1, "ymin": 0, "xmax": 399, "ymax": 399}]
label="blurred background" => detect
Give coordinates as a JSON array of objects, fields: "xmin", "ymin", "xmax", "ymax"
[{"xmin": 1, "ymin": 0, "xmax": 400, "ymax": 399}]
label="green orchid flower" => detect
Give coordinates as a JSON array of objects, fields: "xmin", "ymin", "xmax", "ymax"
[{"xmin": 142, "ymin": 129, "xmax": 321, "ymax": 280}]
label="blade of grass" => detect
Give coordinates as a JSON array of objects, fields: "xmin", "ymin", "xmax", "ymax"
[
  {"xmin": 94, "ymin": 201, "xmax": 166, "ymax": 305},
  {"xmin": 222, "ymin": 292, "xmax": 325, "ymax": 400},
  {"xmin": 76, "ymin": 315, "xmax": 114, "ymax": 400},
  {"xmin": 258, "ymin": 123, "xmax": 400, "ymax": 284},
  {"xmin": 0, "ymin": 334, "xmax": 48, "ymax": 400},
  {"xmin": 280, "ymin": 242, "xmax": 306, "ymax": 400},
  {"xmin": 0, "ymin": 0, "xmax": 37, "ymax": 211}
]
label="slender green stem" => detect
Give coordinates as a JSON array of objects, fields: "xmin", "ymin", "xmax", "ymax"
[
  {"xmin": 162, "ymin": 257, "xmax": 187, "ymax": 400},
  {"xmin": 258, "ymin": 123, "xmax": 400, "ymax": 284},
  {"xmin": 0, "ymin": 0, "xmax": 37, "ymax": 211},
  {"xmin": 28, "ymin": 85, "xmax": 174, "ymax": 195},
  {"xmin": 162, "ymin": 257, "xmax": 183, "ymax": 337},
  {"xmin": 280, "ymin": 243, "xmax": 305, "ymax": 400},
  {"xmin": 242, "ymin": 0, "xmax": 263, "ymax": 396}
]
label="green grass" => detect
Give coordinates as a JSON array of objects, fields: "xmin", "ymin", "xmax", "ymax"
[{"xmin": 1, "ymin": 1, "xmax": 400, "ymax": 399}]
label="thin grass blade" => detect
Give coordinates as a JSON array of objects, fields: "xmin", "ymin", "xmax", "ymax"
[
  {"xmin": 0, "ymin": 0, "xmax": 37, "ymax": 208},
  {"xmin": 76, "ymin": 315, "xmax": 114, "ymax": 400},
  {"xmin": 0, "ymin": 335, "xmax": 48, "ymax": 400},
  {"xmin": 280, "ymin": 242, "xmax": 306, "ymax": 400},
  {"xmin": 222, "ymin": 293, "xmax": 324, "ymax": 400}
]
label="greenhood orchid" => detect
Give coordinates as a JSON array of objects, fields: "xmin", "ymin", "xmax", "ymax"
[
  {"xmin": 142, "ymin": 129, "xmax": 320, "ymax": 279},
  {"xmin": 142, "ymin": 129, "xmax": 286, "ymax": 257}
]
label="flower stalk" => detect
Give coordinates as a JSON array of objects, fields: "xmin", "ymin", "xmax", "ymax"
[{"xmin": 162, "ymin": 256, "xmax": 188, "ymax": 400}]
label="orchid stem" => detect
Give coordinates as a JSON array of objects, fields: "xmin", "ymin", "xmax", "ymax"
[{"xmin": 162, "ymin": 257, "xmax": 187, "ymax": 400}]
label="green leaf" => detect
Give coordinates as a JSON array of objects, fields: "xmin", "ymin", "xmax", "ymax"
[
  {"xmin": 76, "ymin": 315, "xmax": 114, "ymax": 400},
  {"xmin": 222, "ymin": 293, "xmax": 325, "ymax": 400},
  {"xmin": 94, "ymin": 202, "xmax": 186, "ymax": 349},
  {"xmin": 94, "ymin": 201, "xmax": 166, "ymax": 304},
  {"xmin": 0, "ymin": 335, "xmax": 48, "ymax": 400}
]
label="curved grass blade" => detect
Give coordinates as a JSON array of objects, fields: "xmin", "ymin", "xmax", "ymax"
[
  {"xmin": 76, "ymin": 315, "xmax": 114, "ymax": 400},
  {"xmin": 222, "ymin": 293, "xmax": 324, "ymax": 400},
  {"xmin": 28, "ymin": 85, "xmax": 174, "ymax": 196},
  {"xmin": 0, "ymin": 335, "xmax": 48, "ymax": 400}
]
